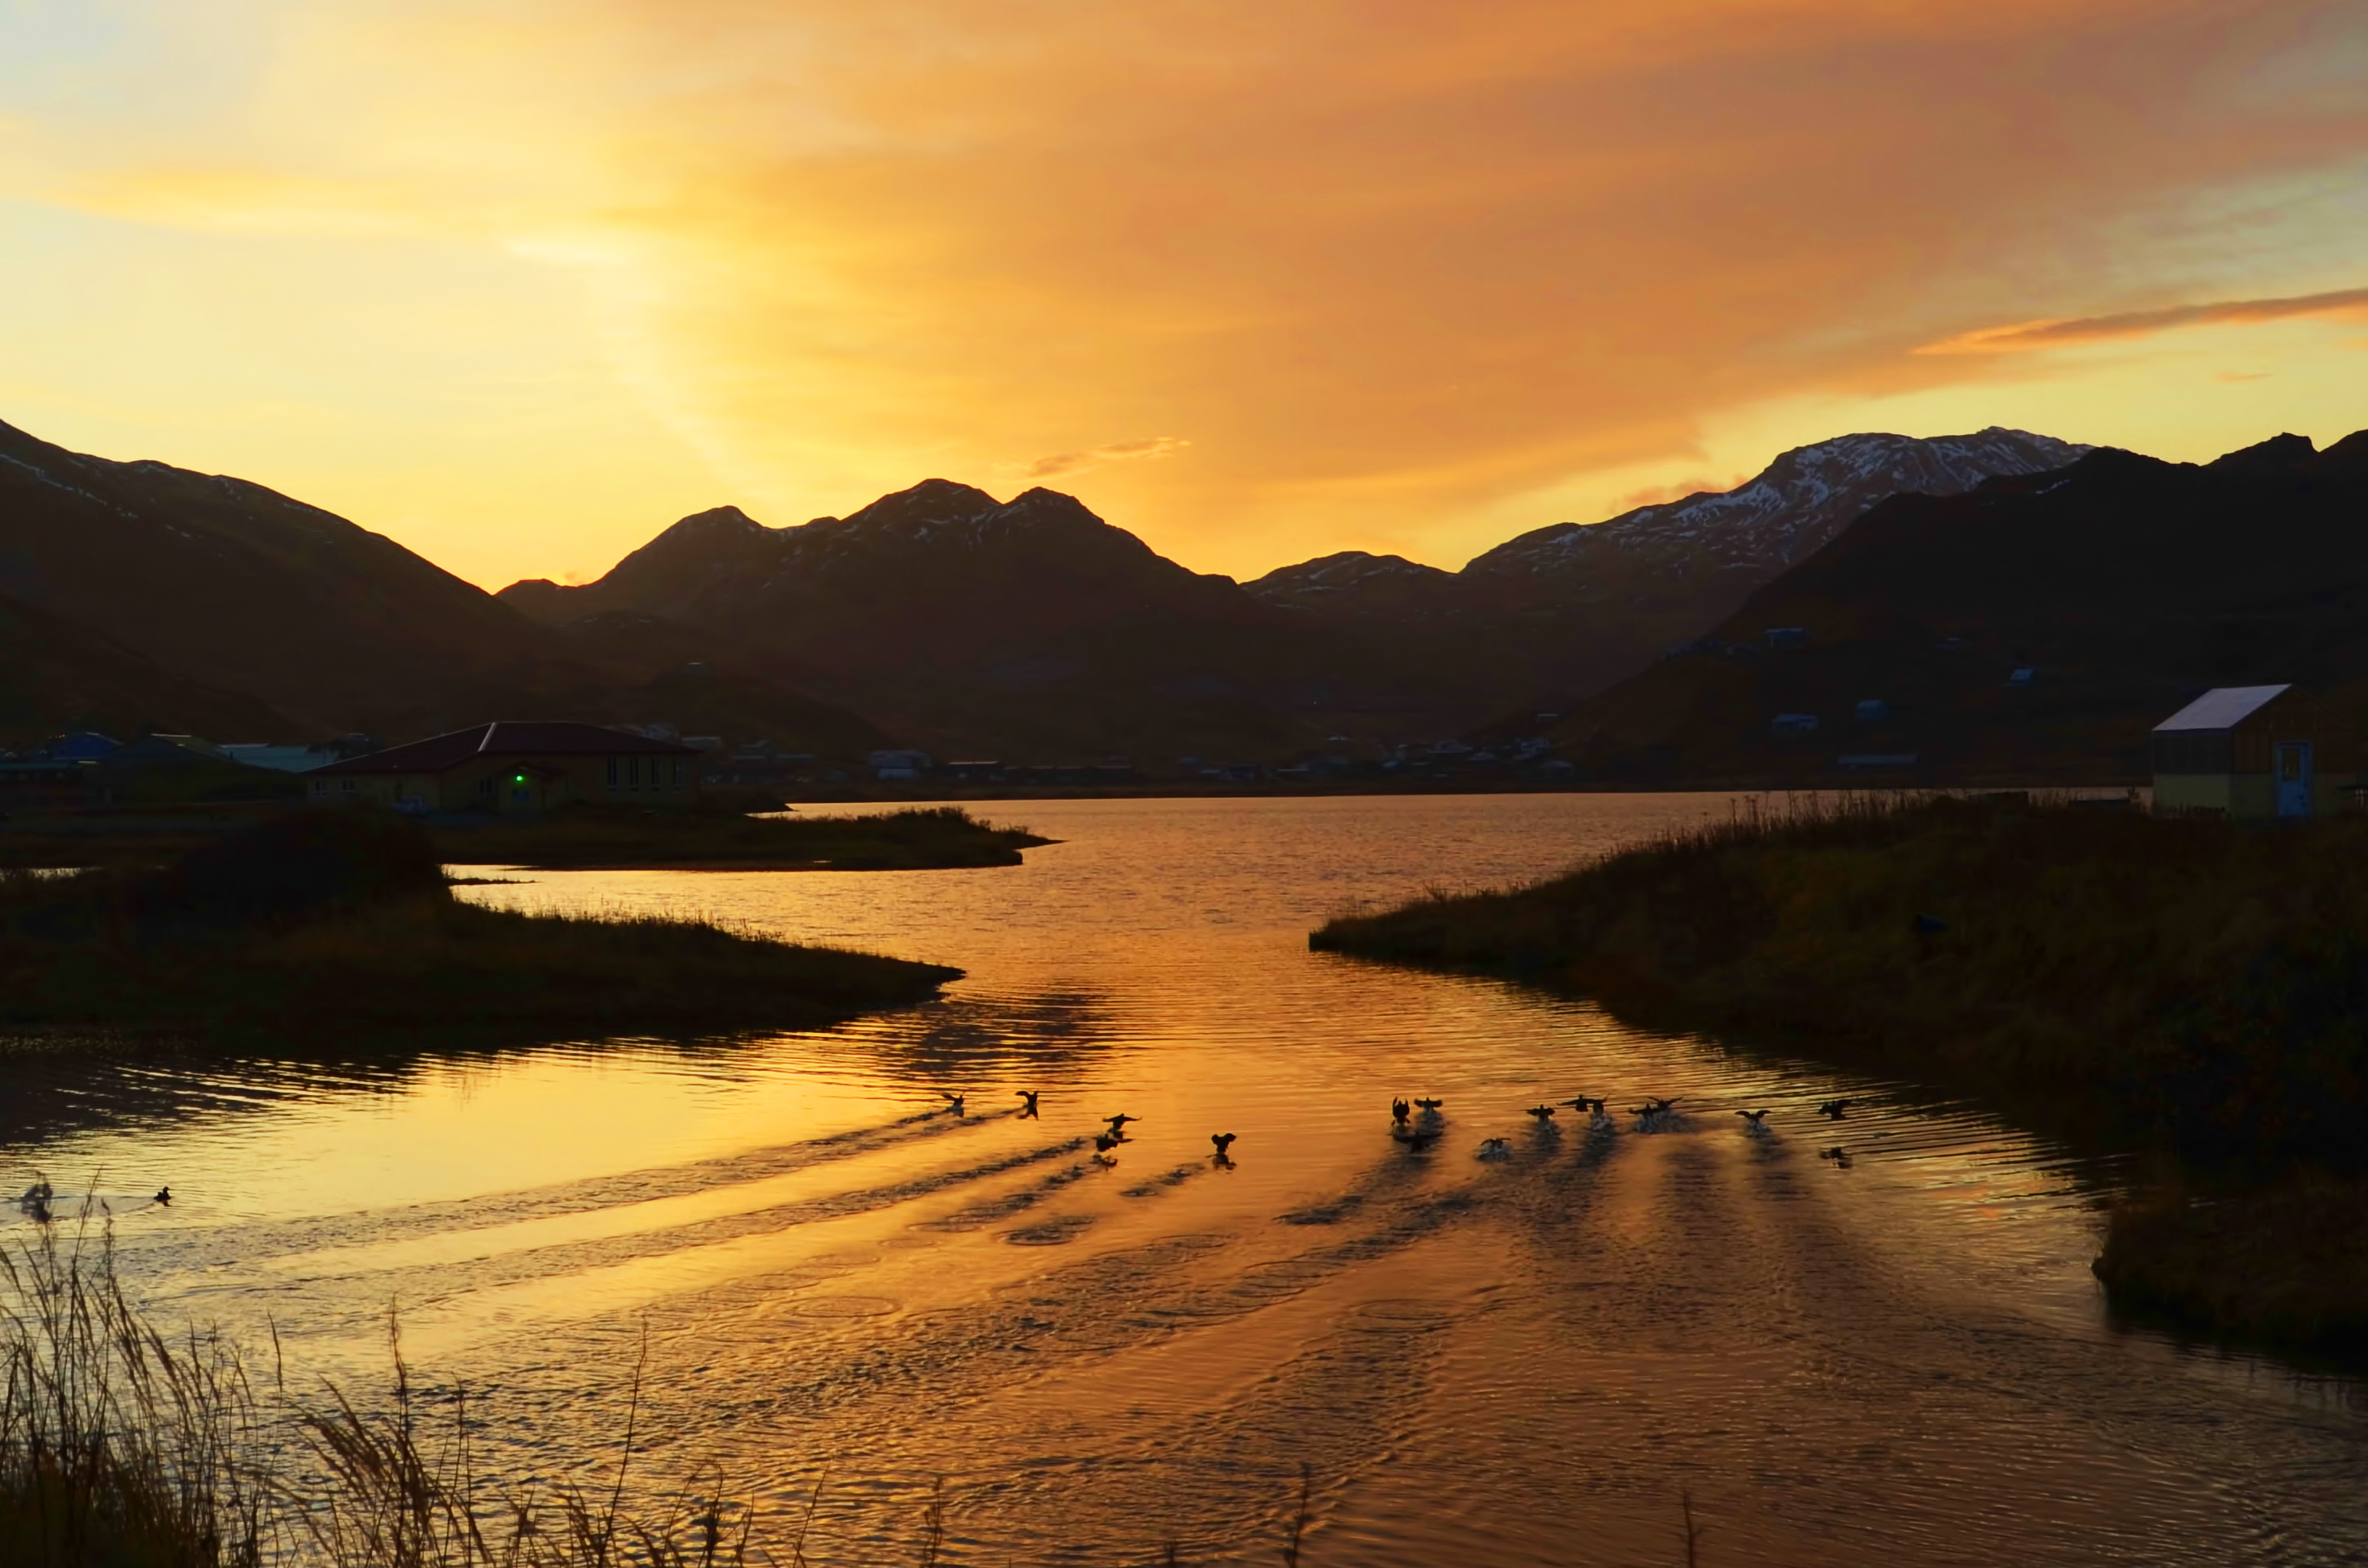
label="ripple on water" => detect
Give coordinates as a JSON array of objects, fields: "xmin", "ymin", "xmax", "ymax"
[
  {"xmin": 784, "ymin": 1294, "xmax": 900, "ymax": 1320},
  {"xmin": 1005, "ymin": 1215, "xmax": 1098, "ymax": 1246}
]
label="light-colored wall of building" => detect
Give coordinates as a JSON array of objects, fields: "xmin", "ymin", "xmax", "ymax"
[
  {"xmin": 2154, "ymin": 771, "xmax": 2354, "ymax": 820},
  {"xmin": 2153, "ymin": 773, "xmax": 2232, "ymax": 814}
]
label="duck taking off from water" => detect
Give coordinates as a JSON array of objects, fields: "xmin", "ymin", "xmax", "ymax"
[
  {"xmin": 1210, "ymin": 1132, "xmax": 1238, "ymax": 1161},
  {"xmin": 1819, "ymin": 1145, "xmax": 1854, "ymax": 1168},
  {"xmin": 1818, "ymin": 1099, "xmax": 1852, "ymax": 1120},
  {"xmin": 1413, "ymin": 1097, "xmax": 1444, "ymax": 1116},
  {"xmin": 1476, "ymin": 1137, "xmax": 1512, "ymax": 1161},
  {"xmin": 1015, "ymin": 1091, "xmax": 1040, "ymax": 1119},
  {"xmin": 1104, "ymin": 1113, "xmax": 1139, "ymax": 1136},
  {"xmin": 1526, "ymin": 1104, "xmax": 1558, "ymax": 1123},
  {"xmin": 941, "ymin": 1090, "xmax": 967, "ymax": 1116},
  {"xmin": 1737, "ymin": 1109, "xmax": 1771, "ymax": 1133},
  {"xmin": 1094, "ymin": 1132, "xmax": 1124, "ymax": 1153},
  {"xmin": 1562, "ymin": 1096, "xmax": 1606, "ymax": 1115},
  {"xmin": 1391, "ymin": 1125, "xmax": 1441, "ymax": 1150},
  {"xmin": 1391, "ymin": 1098, "xmax": 1412, "ymax": 1127}
]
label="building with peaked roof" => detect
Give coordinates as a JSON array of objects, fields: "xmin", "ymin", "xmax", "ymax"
[
  {"xmin": 306, "ymin": 722, "xmax": 700, "ymax": 816},
  {"xmin": 2151, "ymin": 685, "xmax": 2355, "ymax": 820}
]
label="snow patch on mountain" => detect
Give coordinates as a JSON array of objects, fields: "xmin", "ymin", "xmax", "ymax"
[{"xmin": 1464, "ymin": 428, "xmax": 2090, "ymax": 584}]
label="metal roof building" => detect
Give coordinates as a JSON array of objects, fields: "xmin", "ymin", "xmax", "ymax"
[{"xmin": 2151, "ymin": 685, "xmax": 2352, "ymax": 820}]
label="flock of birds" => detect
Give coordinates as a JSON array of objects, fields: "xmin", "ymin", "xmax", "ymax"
[
  {"xmin": 924, "ymin": 1088, "xmax": 1869, "ymax": 1174},
  {"xmin": 17, "ymin": 1087, "xmax": 1873, "ymax": 1227}
]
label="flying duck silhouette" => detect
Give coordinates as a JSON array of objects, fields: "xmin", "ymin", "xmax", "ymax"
[
  {"xmin": 1818, "ymin": 1099, "xmax": 1852, "ymax": 1120},
  {"xmin": 1015, "ymin": 1091, "xmax": 1040, "ymax": 1119},
  {"xmin": 1104, "ymin": 1113, "xmax": 1139, "ymax": 1136}
]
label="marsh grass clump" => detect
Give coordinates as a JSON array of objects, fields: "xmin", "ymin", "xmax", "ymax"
[
  {"xmin": 0, "ymin": 1223, "xmax": 759, "ymax": 1568},
  {"xmin": 0, "ymin": 810, "xmax": 959, "ymax": 1037},
  {"xmin": 1313, "ymin": 793, "xmax": 2368, "ymax": 1353},
  {"xmin": 432, "ymin": 804, "xmax": 1052, "ymax": 872},
  {"xmin": 0, "ymin": 1224, "xmax": 268, "ymax": 1568}
]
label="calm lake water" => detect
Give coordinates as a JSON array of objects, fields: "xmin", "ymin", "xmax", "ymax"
[{"xmin": 8, "ymin": 794, "xmax": 2367, "ymax": 1565}]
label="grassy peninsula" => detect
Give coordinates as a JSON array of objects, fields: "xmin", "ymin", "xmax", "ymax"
[
  {"xmin": 0, "ymin": 810, "xmax": 959, "ymax": 1038},
  {"xmin": 1312, "ymin": 795, "xmax": 2368, "ymax": 1356},
  {"xmin": 0, "ymin": 800, "xmax": 1051, "ymax": 873},
  {"xmin": 432, "ymin": 801, "xmax": 1053, "ymax": 870}
]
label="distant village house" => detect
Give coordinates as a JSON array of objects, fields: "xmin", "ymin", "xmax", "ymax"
[
  {"xmin": 307, "ymin": 722, "xmax": 700, "ymax": 815},
  {"xmin": 2151, "ymin": 685, "xmax": 2353, "ymax": 820}
]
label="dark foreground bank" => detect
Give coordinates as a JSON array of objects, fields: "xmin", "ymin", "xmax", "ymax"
[
  {"xmin": 1311, "ymin": 795, "xmax": 2368, "ymax": 1355},
  {"xmin": 0, "ymin": 811, "xmax": 959, "ymax": 1038}
]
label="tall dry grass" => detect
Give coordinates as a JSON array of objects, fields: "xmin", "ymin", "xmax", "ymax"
[{"xmin": 0, "ymin": 1217, "xmax": 757, "ymax": 1568}]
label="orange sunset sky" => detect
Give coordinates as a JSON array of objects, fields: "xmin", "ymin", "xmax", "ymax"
[{"xmin": 1, "ymin": 0, "xmax": 2363, "ymax": 590}]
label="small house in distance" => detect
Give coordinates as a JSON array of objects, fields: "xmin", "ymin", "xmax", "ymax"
[
  {"xmin": 2151, "ymin": 686, "xmax": 2354, "ymax": 820},
  {"xmin": 307, "ymin": 722, "xmax": 700, "ymax": 815}
]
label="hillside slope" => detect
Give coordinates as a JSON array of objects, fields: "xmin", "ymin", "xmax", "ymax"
[
  {"xmin": 1245, "ymin": 429, "xmax": 2090, "ymax": 706},
  {"xmin": 0, "ymin": 418, "xmax": 887, "ymax": 753},
  {"xmin": 503, "ymin": 480, "xmax": 1465, "ymax": 759},
  {"xmin": 1545, "ymin": 430, "xmax": 2368, "ymax": 783}
]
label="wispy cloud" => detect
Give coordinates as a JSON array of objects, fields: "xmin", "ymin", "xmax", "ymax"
[
  {"xmin": 1918, "ymin": 284, "xmax": 2368, "ymax": 355},
  {"xmin": 1024, "ymin": 436, "xmax": 1190, "ymax": 480}
]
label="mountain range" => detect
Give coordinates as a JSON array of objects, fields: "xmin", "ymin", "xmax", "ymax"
[
  {"xmin": 497, "ymin": 429, "xmax": 2085, "ymax": 760},
  {"xmin": 18, "ymin": 408, "xmax": 2331, "ymax": 783},
  {"xmin": 1542, "ymin": 429, "xmax": 2368, "ymax": 783},
  {"xmin": 0, "ymin": 417, "xmax": 886, "ymax": 753}
]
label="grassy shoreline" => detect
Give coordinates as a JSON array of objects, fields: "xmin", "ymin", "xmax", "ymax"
[
  {"xmin": 1311, "ymin": 795, "xmax": 2368, "ymax": 1358},
  {"xmin": 0, "ymin": 811, "xmax": 960, "ymax": 1039},
  {"xmin": 0, "ymin": 803, "xmax": 1052, "ymax": 873}
]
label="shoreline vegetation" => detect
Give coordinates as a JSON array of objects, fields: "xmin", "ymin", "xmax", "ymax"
[
  {"xmin": 1310, "ymin": 793, "xmax": 2368, "ymax": 1358},
  {"xmin": 435, "ymin": 802, "xmax": 1054, "ymax": 871},
  {"xmin": 0, "ymin": 811, "xmax": 960, "ymax": 1038},
  {"xmin": 0, "ymin": 799, "xmax": 1052, "ymax": 874}
]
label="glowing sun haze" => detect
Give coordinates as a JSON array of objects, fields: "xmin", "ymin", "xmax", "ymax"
[{"xmin": 1, "ymin": 0, "xmax": 2364, "ymax": 589}]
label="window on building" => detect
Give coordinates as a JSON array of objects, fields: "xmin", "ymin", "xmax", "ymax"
[
  {"xmin": 672, "ymin": 759, "xmax": 682, "ymax": 788},
  {"xmin": 628, "ymin": 757, "xmax": 640, "ymax": 789},
  {"xmin": 605, "ymin": 759, "xmax": 619, "ymax": 789},
  {"xmin": 312, "ymin": 780, "xmax": 326, "ymax": 797}
]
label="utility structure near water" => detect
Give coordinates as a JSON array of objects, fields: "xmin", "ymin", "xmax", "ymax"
[
  {"xmin": 2150, "ymin": 685, "xmax": 2353, "ymax": 820},
  {"xmin": 307, "ymin": 721, "xmax": 701, "ymax": 816}
]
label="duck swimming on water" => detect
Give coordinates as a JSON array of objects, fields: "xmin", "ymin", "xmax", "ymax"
[
  {"xmin": 1210, "ymin": 1132, "xmax": 1238, "ymax": 1157},
  {"xmin": 152, "ymin": 1187, "xmax": 172, "ymax": 1206}
]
